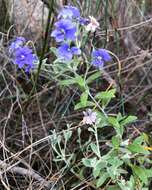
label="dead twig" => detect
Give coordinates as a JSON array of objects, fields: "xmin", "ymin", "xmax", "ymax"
[{"xmin": 0, "ymin": 159, "xmax": 53, "ymax": 189}]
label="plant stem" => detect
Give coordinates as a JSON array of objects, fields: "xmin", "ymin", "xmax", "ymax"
[
  {"xmin": 22, "ymin": 0, "xmax": 54, "ymax": 111},
  {"xmin": 94, "ymin": 124, "xmax": 101, "ymax": 158},
  {"xmin": 28, "ymin": 0, "xmax": 54, "ymax": 100},
  {"xmin": 35, "ymin": 0, "xmax": 54, "ymax": 87}
]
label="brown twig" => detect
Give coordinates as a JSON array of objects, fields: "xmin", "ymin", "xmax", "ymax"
[{"xmin": 0, "ymin": 159, "xmax": 53, "ymax": 189}]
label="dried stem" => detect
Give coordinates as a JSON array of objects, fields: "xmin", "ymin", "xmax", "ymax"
[{"xmin": 0, "ymin": 159, "xmax": 53, "ymax": 189}]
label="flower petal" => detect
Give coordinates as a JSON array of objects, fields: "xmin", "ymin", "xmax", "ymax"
[
  {"xmin": 99, "ymin": 49, "xmax": 111, "ymax": 62},
  {"xmin": 66, "ymin": 27, "xmax": 76, "ymax": 41},
  {"xmin": 92, "ymin": 50, "xmax": 101, "ymax": 58},
  {"xmin": 71, "ymin": 47, "xmax": 81, "ymax": 55},
  {"xmin": 58, "ymin": 6, "xmax": 80, "ymax": 19},
  {"xmin": 55, "ymin": 19, "xmax": 74, "ymax": 29},
  {"xmin": 91, "ymin": 59, "xmax": 104, "ymax": 68},
  {"xmin": 57, "ymin": 44, "xmax": 73, "ymax": 61},
  {"xmin": 51, "ymin": 30, "xmax": 65, "ymax": 42}
]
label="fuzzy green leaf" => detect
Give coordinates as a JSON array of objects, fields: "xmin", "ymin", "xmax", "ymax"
[
  {"xmin": 86, "ymin": 71, "xmax": 101, "ymax": 84},
  {"xmin": 132, "ymin": 165, "xmax": 148, "ymax": 184},
  {"xmin": 96, "ymin": 172, "xmax": 109, "ymax": 188},
  {"xmin": 74, "ymin": 101, "xmax": 94, "ymax": 110},
  {"xmin": 128, "ymin": 142, "xmax": 149, "ymax": 154},
  {"xmin": 120, "ymin": 116, "xmax": 137, "ymax": 126},
  {"xmin": 80, "ymin": 92, "xmax": 88, "ymax": 107},
  {"xmin": 59, "ymin": 78, "xmax": 76, "ymax": 86},
  {"xmin": 90, "ymin": 143, "xmax": 100, "ymax": 157}
]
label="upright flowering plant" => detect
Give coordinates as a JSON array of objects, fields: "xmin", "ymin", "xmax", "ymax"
[
  {"xmin": 6, "ymin": 4, "xmax": 149, "ymax": 190},
  {"xmin": 50, "ymin": 5, "xmax": 113, "ymax": 112},
  {"xmin": 49, "ymin": 5, "xmax": 151, "ymax": 190}
]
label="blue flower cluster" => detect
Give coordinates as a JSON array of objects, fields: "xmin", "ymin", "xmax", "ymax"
[
  {"xmin": 51, "ymin": 5, "xmax": 82, "ymax": 61},
  {"xmin": 51, "ymin": 5, "xmax": 111, "ymax": 68},
  {"xmin": 9, "ymin": 37, "xmax": 37, "ymax": 73}
]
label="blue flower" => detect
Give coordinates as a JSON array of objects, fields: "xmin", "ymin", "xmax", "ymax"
[
  {"xmin": 57, "ymin": 43, "xmax": 81, "ymax": 61},
  {"xmin": 9, "ymin": 37, "xmax": 25, "ymax": 53},
  {"xmin": 13, "ymin": 47, "xmax": 37, "ymax": 72},
  {"xmin": 58, "ymin": 6, "xmax": 80, "ymax": 20},
  {"xmin": 51, "ymin": 19, "xmax": 77, "ymax": 42},
  {"xmin": 91, "ymin": 49, "xmax": 111, "ymax": 68}
]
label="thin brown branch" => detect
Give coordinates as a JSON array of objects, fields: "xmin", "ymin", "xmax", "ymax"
[{"xmin": 0, "ymin": 159, "xmax": 53, "ymax": 189}]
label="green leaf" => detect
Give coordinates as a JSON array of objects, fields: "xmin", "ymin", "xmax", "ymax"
[
  {"xmin": 80, "ymin": 91, "xmax": 88, "ymax": 107},
  {"xmin": 132, "ymin": 165, "xmax": 148, "ymax": 184},
  {"xmin": 82, "ymin": 158, "xmax": 92, "ymax": 167},
  {"xmin": 95, "ymin": 89, "xmax": 116, "ymax": 106},
  {"xmin": 75, "ymin": 75, "xmax": 85, "ymax": 88},
  {"xmin": 96, "ymin": 172, "xmax": 109, "ymax": 188},
  {"xmin": 74, "ymin": 102, "xmax": 83, "ymax": 110},
  {"xmin": 63, "ymin": 130, "xmax": 72, "ymax": 142},
  {"xmin": 127, "ymin": 175, "xmax": 135, "ymax": 190},
  {"xmin": 117, "ymin": 175, "xmax": 135, "ymax": 190},
  {"xmin": 143, "ymin": 133, "xmax": 152, "ymax": 146},
  {"xmin": 120, "ymin": 116, "xmax": 137, "ymax": 126},
  {"xmin": 74, "ymin": 101, "xmax": 94, "ymax": 110},
  {"xmin": 108, "ymin": 117, "xmax": 120, "ymax": 128},
  {"xmin": 107, "ymin": 186, "xmax": 120, "ymax": 190},
  {"xmin": 107, "ymin": 158, "xmax": 123, "ymax": 179},
  {"xmin": 143, "ymin": 133, "xmax": 149, "ymax": 145},
  {"xmin": 86, "ymin": 71, "xmax": 101, "ymax": 84},
  {"xmin": 93, "ymin": 167, "xmax": 101, "ymax": 178},
  {"xmin": 93, "ymin": 160, "xmax": 107, "ymax": 178},
  {"xmin": 108, "ymin": 117, "xmax": 123, "ymax": 136},
  {"xmin": 133, "ymin": 135, "xmax": 144, "ymax": 144},
  {"xmin": 145, "ymin": 169, "xmax": 152, "ymax": 178},
  {"xmin": 59, "ymin": 78, "xmax": 76, "ymax": 86},
  {"xmin": 96, "ymin": 111, "xmax": 109, "ymax": 128},
  {"xmin": 111, "ymin": 158, "xmax": 123, "ymax": 168},
  {"xmin": 95, "ymin": 89, "xmax": 116, "ymax": 99},
  {"xmin": 82, "ymin": 157, "xmax": 97, "ymax": 168},
  {"xmin": 112, "ymin": 136, "xmax": 121, "ymax": 148},
  {"xmin": 90, "ymin": 143, "xmax": 100, "ymax": 157},
  {"xmin": 128, "ymin": 142, "xmax": 149, "ymax": 154},
  {"xmin": 118, "ymin": 183, "xmax": 133, "ymax": 190}
]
